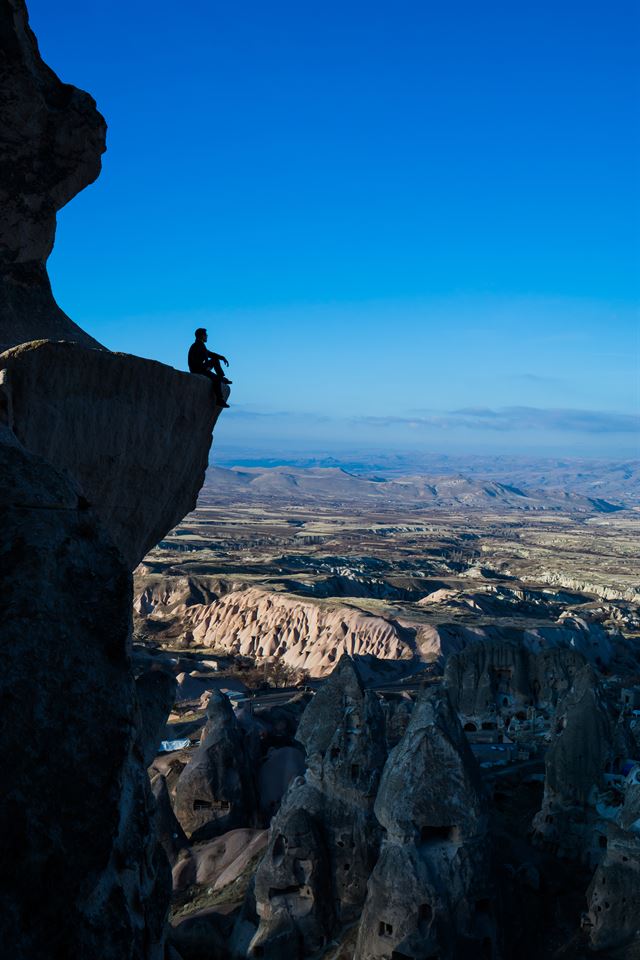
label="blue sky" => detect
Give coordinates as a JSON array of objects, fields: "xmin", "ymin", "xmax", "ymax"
[{"xmin": 29, "ymin": 0, "xmax": 639, "ymax": 458}]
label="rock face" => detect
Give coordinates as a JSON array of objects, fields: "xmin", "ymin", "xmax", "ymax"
[
  {"xmin": 445, "ymin": 640, "xmax": 587, "ymax": 718},
  {"xmin": 243, "ymin": 656, "xmax": 387, "ymax": 958},
  {"xmin": 136, "ymin": 576, "xmax": 614, "ymax": 679},
  {"xmin": 585, "ymin": 811, "xmax": 640, "ymax": 956},
  {"xmin": 532, "ymin": 667, "xmax": 614, "ymax": 862},
  {"xmin": 0, "ymin": 6, "xmax": 225, "ymax": 957},
  {"xmin": 179, "ymin": 586, "xmax": 415, "ymax": 674},
  {"xmin": 354, "ymin": 689, "xmax": 495, "ymax": 960},
  {"xmin": 0, "ymin": 429, "xmax": 170, "ymax": 959},
  {"xmin": 0, "ymin": 340, "xmax": 221, "ymax": 567},
  {"xmin": 151, "ymin": 774, "xmax": 190, "ymax": 868},
  {"xmin": 173, "ymin": 691, "xmax": 258, "ymax": 841},
  {"xmin": 0, "ymin": 0, "xmax": 105, "ymax": 351}
]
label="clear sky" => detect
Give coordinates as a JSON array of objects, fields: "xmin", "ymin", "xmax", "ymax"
[{"xmin": 28, "ymin": 0, "xmax": 639, "ymax": 458}]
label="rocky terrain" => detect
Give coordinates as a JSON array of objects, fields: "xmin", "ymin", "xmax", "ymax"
[
  {"xmin": 2, "ymin": 3, "xmax": 640, "ymax": 960},
  {"xmin": 129, "ymin": 464, "xmax": 640, "ymax": 959}
]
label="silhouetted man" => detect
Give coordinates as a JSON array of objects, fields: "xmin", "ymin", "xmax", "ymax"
[{"xmin": 188, "ymin": 327, "xmax": 231, "ymax": 408}]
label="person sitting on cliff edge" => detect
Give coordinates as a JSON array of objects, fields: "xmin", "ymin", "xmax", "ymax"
[{"xmin": 188, "ymin": 327, "xmax": 231, "ymax": 408}]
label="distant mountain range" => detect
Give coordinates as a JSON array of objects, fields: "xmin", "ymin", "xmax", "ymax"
[
  {"xmin": 212, "ymin": 453, "xmax": 640, "ymax": 505},
  {"xmin": 204, "ymin": 465, "xmax": 628, "ymax": 513}
]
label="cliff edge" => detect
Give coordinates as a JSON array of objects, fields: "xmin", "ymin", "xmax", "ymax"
[
  {"xmin": 0, "ymin": 339, "xmax": 222, "ymax": 568},
  {"xmin": 0, "ymin": 2, "xmax": 224, "ymax": 957}
]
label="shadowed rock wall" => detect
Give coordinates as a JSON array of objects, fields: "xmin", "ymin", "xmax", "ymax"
[
  {"xmin": 0, "ymin": 429, "xmax": 175, "ymax": 959},
  {"xmin": 0, "ymin": 339, "xmax": 220, "ymax": 568},
  {"xmin": 0, "ymin": 3, "xmax": 223, "ymax": 957}
]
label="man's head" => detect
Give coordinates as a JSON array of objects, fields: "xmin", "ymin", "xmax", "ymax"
[{"xmin": 195, "ymin": 327, "xmax": 207, "ymax": 342}]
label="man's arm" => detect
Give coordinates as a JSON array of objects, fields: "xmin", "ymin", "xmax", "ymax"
[{"xmin": 205, "ymin": 348, "xmax": 229, "ymax": 366}]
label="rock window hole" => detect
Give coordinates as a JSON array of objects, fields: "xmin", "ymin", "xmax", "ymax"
[
  {"xmin": 379, "ymin": 921, "xmax": 393, "ymax": 937},
  {"xmin": 193, "ymin": 799, "xmax": 212, "ymax": 811}
]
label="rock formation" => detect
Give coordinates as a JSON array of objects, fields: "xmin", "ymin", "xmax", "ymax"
[
  {"xmin": 173, "ymin": 690, "xmax": 258, "ymax": 841},
  {"xmin": 151, "ymin": 774, "xmax": 190, "ymax": 867},
  {"xmin": 532, "ymin": 666, "xmax": 614, "ymax": 863},
  {"xmin": 0, "ymin": 0, "xmax": 105, "ymax": 351},
  {"xmin": 0, "ymin": 4, "xmax": 224, "ymax": 956},
  {"xmin": 243, "ymin": 656, "xmax": 387, "ymax": 957},
  {"xmin": 354, "ymin": 688, "xmax": 495, "ymax": 960},
  {"xmin": 0, "ymin": 340, "xmax": 222, "ymax": 567},
  {"xmin": 585, "ymin": 798, "xmax": 640, "ymax": 956},
  {"xmin": 0, "ymin": 429, "xmax": 170, "ymax": 959},
  {"xmin": 444, "ymin": 640, "xmax": 588, "ymax": 718},
  {"xmin": 136, "ymin": 577, "xmax": 615, "ymax": 678},
  {"xmin": 170, "ymin": 585, "xmax": 416, "ymax": 673}
]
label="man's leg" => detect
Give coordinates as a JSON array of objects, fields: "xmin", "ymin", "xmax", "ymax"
[
  {"xmin": 210, "ymin": 357, "xmax": 232, "ymax": 383},
  {"xmin": 203, "ymin": 371, "xmax": 227, "ymax": 407}
]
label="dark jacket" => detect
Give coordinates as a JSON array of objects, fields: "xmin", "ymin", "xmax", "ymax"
[{"xmin": 188, "ymin": 340, "xmax": 219, "ymax": 374}]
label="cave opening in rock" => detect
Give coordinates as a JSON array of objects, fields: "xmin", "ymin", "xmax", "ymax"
[
  {"xmin": 419, "ymin": 824, "xmax": 455, "ymax": 844},
  {"xmin": 272, "ymin": 834, "xmax": 286, "ymax": 865}
]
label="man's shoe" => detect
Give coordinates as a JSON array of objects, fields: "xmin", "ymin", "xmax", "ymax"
[
  {"xmin": 223, "ymin": 377, "xmax": 233, "ymax": 384},
  {"xmin": 220, "ymin": 401, "xmax": 230, "ymax": 408}
]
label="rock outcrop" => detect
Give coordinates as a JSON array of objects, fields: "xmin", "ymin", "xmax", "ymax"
[
  {"xmin": 151, "ymin": 774, "xmax": 190, "ymax": 868},
  {"xmin": 585, "ymin": 807, "xmax": 640, "ymax": 956},
  {"xmin": 0, "ymin": 5, "xmax": 225, "ymax": 957},
  {"xmin": 0, "ymin": 0, "xmax": 105, "ymax": 351},
  {"xmin": 176, "ymin": 586, "xmax": 416, "ymax": 673},
  {"xmin": 354, "ymin": 689, "xmax": 495, "ymax": 960},
  {"xmin": 0, "ymin": 429, "xmax": 170, "ymax": 959},
  {"xmin": 242, "ymin": 656, "xmax": 387, "ymax": 957},
  {"xmin": 0, "ymin": 340, "xmax": 222, "ymax": 568},
  {"xmin": 173, "ymin": 691, "xmax": 258, "ymax": 841},
  {"xmin": 444, "ymin": 640, "xmax": 588, "ymax": 718},
  {"xmin": 532, "ymin": 667, "xmax": 614, "ymax": 862},
  {"xmin": 136, "ymin": 576, "xmax": 615, "ymax": 678}
]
